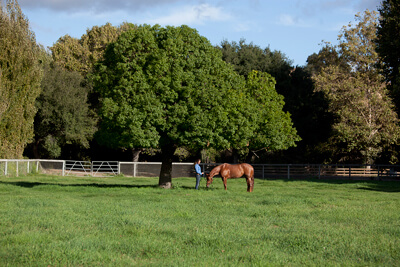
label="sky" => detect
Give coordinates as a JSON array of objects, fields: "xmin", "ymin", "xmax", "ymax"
[{"xmin": 16, "ymin": 0, "xmax": 382, "ymax": 66}]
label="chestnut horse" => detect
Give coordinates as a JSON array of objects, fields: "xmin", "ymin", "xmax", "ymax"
[{"xmin": 206, "ymin": 163, "xmax": 254, "ymax": 192}]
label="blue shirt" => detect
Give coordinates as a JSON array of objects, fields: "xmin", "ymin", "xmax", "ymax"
[{"xmin": 195, "ymin": 164, "xmax": 202, "ymax": 175}]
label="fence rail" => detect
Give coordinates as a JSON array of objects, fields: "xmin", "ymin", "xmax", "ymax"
[{"xmin": 0, "ymin": 159, "xmax": 399, "ymax": 180}]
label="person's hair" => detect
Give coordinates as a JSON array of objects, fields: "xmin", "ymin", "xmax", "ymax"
[{"xmin": 195, "ymin": 159, "xmax": 201, "ymax": 164}]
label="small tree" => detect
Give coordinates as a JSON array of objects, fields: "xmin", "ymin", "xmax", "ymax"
[
  {"xmin": 32, "ymin": 60, "xmax": 97, "ymax": 159},
  {"xmin": 245, "ymin": 70, "xmax": 300, "ymax": 152}
]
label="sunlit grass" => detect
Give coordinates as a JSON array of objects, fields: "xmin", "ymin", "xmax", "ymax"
[{"xmin": 1, "ymin": 175, "xmax": 399, "ymax": 266}]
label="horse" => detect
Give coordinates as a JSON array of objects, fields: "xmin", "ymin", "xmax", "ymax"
[{"xmin": 206, "ymin": 163, "xmax": 254, "ymax": 192}]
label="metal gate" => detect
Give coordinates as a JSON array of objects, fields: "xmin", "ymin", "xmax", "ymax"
[
  {"xmin": 92, "ymin": 161, "xmax": 119, "ymax": 177},
  {"xmin": 65, "ymin": 161, "xmax": 91, "ymax": 176},
  {"xmin": 64, "ymin": 161, "xmax": 119, "ymax": 177}
]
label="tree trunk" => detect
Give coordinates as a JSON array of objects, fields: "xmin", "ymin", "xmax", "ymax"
[
  {"xmin": 158, "ymin": 144, "xmax": 176, "ymax": 189},
  {"xmin": 33, "ymin": 140, "xmax": 41, "ymax": 159},
  {"xmin": 232, "ymin": 148, "xmax": 239, "ymax": 163},
  {"xmin": 132, "ymin": 148, "xmax": 142, "ymax": 162}
]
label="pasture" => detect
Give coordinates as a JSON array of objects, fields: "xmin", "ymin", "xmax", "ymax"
[{"xmin": 0, "ymin": 174, "xmax": 399, "ymax": 266}]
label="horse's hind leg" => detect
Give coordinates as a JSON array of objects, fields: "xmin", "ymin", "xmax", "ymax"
[
  {"xmin": 246, "ymin": 177, "xmax": 251, "ymax": 192},
  {"xmin": 247, "ymin": 177, "xmax": 254, "ymax": 192}
]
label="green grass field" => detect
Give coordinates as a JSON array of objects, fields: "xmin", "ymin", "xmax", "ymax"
[{"xmin": 1, "ymin": 174, "xmax": 399, "ymax": 266}]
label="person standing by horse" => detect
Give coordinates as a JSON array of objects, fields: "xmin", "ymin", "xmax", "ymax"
[{"xmin": 194, "ymin": 159, "xmax": 203, "ymax": 189}]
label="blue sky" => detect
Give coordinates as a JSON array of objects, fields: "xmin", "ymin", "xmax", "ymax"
[{"xmin": 17, "ymin": 0, "xmax": 382, "ymax": 66}]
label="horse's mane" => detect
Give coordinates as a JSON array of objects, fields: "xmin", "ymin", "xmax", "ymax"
[{"xmin": 209, "ymin": 164, "xmax": 224, "ymax": 178}]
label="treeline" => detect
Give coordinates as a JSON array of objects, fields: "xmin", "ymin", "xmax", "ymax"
[{"xmin": 1, "ymin": 0, "xmax": 400, "ymax": 167}]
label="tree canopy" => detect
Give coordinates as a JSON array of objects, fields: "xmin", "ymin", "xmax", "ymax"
[{"xmin": 93, "ymin": 25, "xmax": 299, "ymax": 187}]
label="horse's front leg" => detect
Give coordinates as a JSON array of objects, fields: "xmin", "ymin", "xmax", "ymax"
[
  {"xmin": 222, "ymin": 177, "xmax": 227, "ymax": 190},
  {"xmin": 250, "ymin": 178, "xmax": 254, "ymax": 192}
]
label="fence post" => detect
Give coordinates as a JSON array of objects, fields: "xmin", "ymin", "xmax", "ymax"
[
  {"xmin": 16, "ymin": 161, "xmax": 19, "ymax": 177},
  {"xmin": 318, "ymin": 165, "xmax": 321, "ymax": 179},
  {"xmin": 262, "ymin": 165, "xmax": 265, "ymax": 179},
  {"xmin": 349, "ymin": 166, "xmax": 351, "ymax": 179},
  {"xmin": 287, "ymin": 165, "xmax": 290, "ymax": 179},
  {"xmin": 133, "ymin": 163, "xmax": 137, "ymax": 177},
  {"xmin": 4, "ymin": 161, "xmax": 7, "ymax": 176},
  {"xmin": 377, "ymin": 165, "xmax": 380, "ymax": 180},
  {"xmin": 62, "ymin": 161, "xmax": 65, "ymax": 176}
]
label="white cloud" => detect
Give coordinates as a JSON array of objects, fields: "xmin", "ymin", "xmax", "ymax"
[
  {"xmin": 279, "ymin": 14, "xmax": 296, "ymax": 26},
  {"xmin": 18, "ymin": 0, "xmax": 183, "ymax": 14},
  {"xmin": 278, "ymin": 14, "xmax": 310, "ymax": 28},
  {"xmin": 147, "ymin": 3, "xmax": 231, "ymax": 26}
]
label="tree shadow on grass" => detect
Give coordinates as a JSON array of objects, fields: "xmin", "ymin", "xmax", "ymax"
[
  {"xmin": 355, "ymin": 185, "xmax": 400, "ymax": 193},
  {"xmin": 0, "ymin": 181, "xmax": 159, "ymax": 189},
  {"xmin": 259, "ymin": 177, "xmax": 400, "ymax": 193}
]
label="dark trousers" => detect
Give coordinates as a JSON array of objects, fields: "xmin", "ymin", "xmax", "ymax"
[{"xmin": 195, "ymin": 174, "xmax": 202, "ymax": 189}]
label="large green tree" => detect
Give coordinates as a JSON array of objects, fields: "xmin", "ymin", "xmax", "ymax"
[
  {"xmin": 0, "ymin": 0, "xmax": 43, "ymax": 158},
  {"xmin": 93, "ymin": 25, "xmax": 299, "ymax": 188},
  {"xmin": 313, "ymin": 11, "xmax": 400, "ymax": 164},
  {"xmin": 376, "ymin": 0, "xmax": 400, "ymax": 111}
]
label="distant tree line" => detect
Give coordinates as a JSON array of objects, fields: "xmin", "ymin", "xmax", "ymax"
[{"xmin": 2, "ymin": 0, "xmax": 400, "ymax": 176}]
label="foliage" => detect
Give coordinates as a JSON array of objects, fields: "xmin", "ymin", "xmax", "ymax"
[
  {"xmin": 282, "ymin": 66, "xmax": 334, "ymax": 163},
  {"xmin": 306, "ymin": 44, "xmax": 350, "ymax": 76},
  {"xmin": 51, "ymin": 22, "xmax": 134, "ymax": 75},
  {"xmin": 219, "ymin": 39, "xmax": 293, "ymax": 79},
  {"xmin": 1, "ymin": 175, "xmax": 400, "ymax": 266},
  {"xmin": 93, "ymin": 25, "xmax": 299, "ymax": 187},
  {"xmin": 30, "ymin": 60, "xmax": 97, "ymax": 159},
  {"xmin": 376, "ymin": 0, "xmax": 400, "ymax": 111},
  {"xmin": 313, "ymin": 11, "xmax": 400, "ymax": 164},
  {"xmin": 0, "ymin": 0, "xmax": 43, "ymax": 158}
]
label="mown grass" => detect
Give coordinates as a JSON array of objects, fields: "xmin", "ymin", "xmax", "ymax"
[{"xmin": 0, "ymin": 174, "xmax": 399, "ymax": 266}]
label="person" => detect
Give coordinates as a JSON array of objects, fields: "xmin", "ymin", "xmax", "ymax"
[{"xmin": 194, "ymin": 159, "xmax": 203, "ymax": 190}]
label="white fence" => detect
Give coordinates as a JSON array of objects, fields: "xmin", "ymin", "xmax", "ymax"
[
  {"xmin": 0, "ymin": 159, "xmax": 65, "ymax": 177},
  {"xmin": 1, "ymin": 159, "xmax": 400, "ymax": 180}
]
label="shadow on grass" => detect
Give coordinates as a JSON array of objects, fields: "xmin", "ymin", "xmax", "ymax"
[
  {"xmin": 355, "ymin": 185, "xmax": 400, "ymax": 193},
  {"xmin": 2, "ymin": 178, "xmax": 399, "ymax": 193},
  {"xmin": 0, "ymin": 181, "xmax": 159, "ymax": 189},
  {"xmin": 0, "ymin": 181, "xmax": 211, "ymax": 191},
  {"xmin": 258, "ymin": 177, "xmax": 400, "ymax": 193}
]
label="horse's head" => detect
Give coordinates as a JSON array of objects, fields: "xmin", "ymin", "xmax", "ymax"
[{"xmin": 206, "ymin": 173, "xmax": 213, "ymax": 188}]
